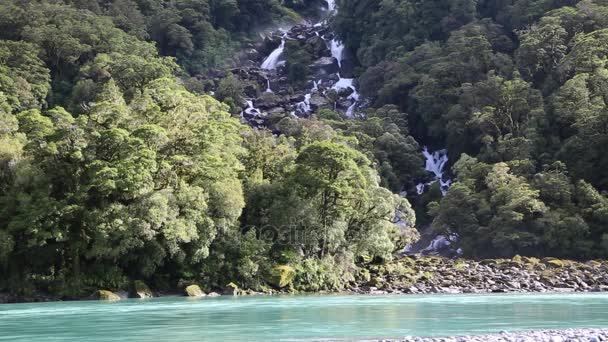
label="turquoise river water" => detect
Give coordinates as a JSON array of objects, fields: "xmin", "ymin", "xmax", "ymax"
[{"xmin": 1, "ymin": 293, "xmax": 607, "ymax": 341}]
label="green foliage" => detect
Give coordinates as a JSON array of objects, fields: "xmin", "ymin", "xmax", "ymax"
[
  {"xmin": 215, "ymin": 74, "xmax": 247, "ymax": 114},
  {"xmin": 284, "ymin": 40, "xmax": 314, "ymax": 85},
  {"xmin": 330, "ymin": 0, "xmax": 608, "ymax": 261},
  {"xmin": 430, "ymin": 156, "xmax": 608, "ymax": 259}
]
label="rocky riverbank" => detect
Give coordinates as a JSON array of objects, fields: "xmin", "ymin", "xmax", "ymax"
[
  {"xmin": 347, "ymin": 255, "xmax": 608, "ymax": 295},
  {"xmin": 368, "ymin": 329, "xmax": 608, "ymax": 342},
  {"xmin": 2, "ymin": 255, "xmax": 608, "ymax": 304}
]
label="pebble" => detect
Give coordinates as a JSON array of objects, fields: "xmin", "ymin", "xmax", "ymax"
[{"xmin": 358, "ymin": 329, "xmax": 608, "ymax": 342}]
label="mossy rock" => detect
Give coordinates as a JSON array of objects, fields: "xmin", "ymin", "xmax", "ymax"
[
  {"xmin": 185, "ymin": 285, "xmax": 206, "ymax": 297},
  {"xmin": 96, "ymin": 290, "xmax": 120, "ymax": 301},
  {"xmin": 521, "ymin": 257, "xmax": 541, "ymax": 269},
  {"xmin": 512, "ymin": 255, "xmax": 523, "ymax": 263},
  {"xmin": 132, "ymin": 280, "xmax": 153, "ymax": 299},
  {"xmin": 268, "ymin": 265, "xmax": 296, "ymax": 288},
  {"xmin": 542, "ymin": 258, "xmax": 565, "ymax": 268},
  {"xmin": 223, "ymin": 282, "xmax": 241, "ymax": 296}
]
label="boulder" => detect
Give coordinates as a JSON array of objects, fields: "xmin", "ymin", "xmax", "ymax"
[
  {"xmin": 542, "ymin": 258, "xmax": 566, "ymax": 268},
  {"xmin": 185, "ymin": 285, "xmax": 206, "ymax": 297},
  {"xmin": 132, "ymin": 280, "xmax": 153, "ymax": 299},
  {"xmin": 255, "ymin": 93, "xmax": 282, "ymax": 110},
  {"xmin": 268, "ymin": 265, "xmax": 296, "ymax": 288},
  {"xmin": 308, "ymin": 57, "xmax": 339, "ymax": 76},
  {"xmin": 95, "ymin": 290, "xmax": 120, "ymax": 301},
  {"xmin": 267, "ymin": 107, "xmax": 286, "ymax": 115},
  {"xmin": 309, "ymin": 94, "xmax": 329, "ymax": 109},
  {"xmin": 305, "ymin": 36, "xmax": 330, "ymax": 57},
  {"xmin": 336, "ymin": 86, "xmax": 354, "ymax": 98}
]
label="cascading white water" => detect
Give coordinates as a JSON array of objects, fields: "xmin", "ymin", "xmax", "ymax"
[
  {"xmin": 265, "ymin": 79, "xmax": 273, "ymax": 93},
  {"xmin": 332, "ymin": 78, "xmax": 360, "ymax": 118},
  {"xmin": 326, "ymin": 0, "xmax": 336, "ymax": 12},
  {"xmin": 295, "ymin": 94, "xmax": 312, "ymax": 115},
  {"xmin": 261, "ymin": 38, "xmax": 286, "ymax": 70},
  {"xmin": 330, "ymin": 39, "xmax": 344, "ymax": 68},
  {"xmin": 406, "ymin": 148, "xmax": 459, "ymax": 256},
  {"xmin": 419, "ymin": 233, "xmax": 460, "ymax": 254},
  {"xmin": 416, "ymin": 147, "xmax": 452, "ymax": 195},
  {"xmin": 243, "ymin": 100, "xmax": 263, "ymax": 118}
]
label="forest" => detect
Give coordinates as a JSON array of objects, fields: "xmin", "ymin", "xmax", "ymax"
[{"xmin": 0, "ymin": 0, "xmax": 607, "ymax": 299}]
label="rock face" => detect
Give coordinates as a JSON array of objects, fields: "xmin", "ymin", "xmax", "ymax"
[
  {"xmin": 208, "ymin": 15, "xmax": 362, "ymax": 130},
  {"xmin": 95, "ymin": 290, "xmax": 120, "ymax": 301},
  {"xmin": 132, "ymin": 280, "xmax": 153, "ymax": 299},
  {"xmin": 185, "ymin": 285, "xmax": 206, "ymax": 297},
  {"xmin": 347, "ymin": 255, "xmax": 608, "ymax": 295},
  {"xmin": 268, "ymin": 265, "xmax": 296, "ymax": 288}
]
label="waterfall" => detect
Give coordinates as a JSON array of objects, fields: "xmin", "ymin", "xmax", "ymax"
[
  {"xmin": 326, "ymin": 0, "xmax": 336, "ymax": 12},
  {"xmin": 261, "ymin": 38, "xmax": 286, "ymax": 70},
  {"xmin": 295, "ymin": 94, "xmax": 312, "ymax": 115},
  {"xmin": 330, "ymin": 40, "xmax": 344, "ymax": 68},
  {"xmin": 265, "ymin": 79, "xmax": 273, "ymax": 93},
  {"xmin": 332, "ymin": 78, "xmax": 360, "ymax": 118},
  {"xmin": 419, "ymin": 234, "xmax": 460, "ymax": 255},
  {"xmin": 242, "ymin": 100, "xmax": 262, "ymax": 118},
  {"xmin": 416, "ymin": 147, "xmax": 452, "ymax": 195}
]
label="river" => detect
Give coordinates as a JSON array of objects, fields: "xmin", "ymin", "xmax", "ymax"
[{"xmin": 1, "ymin": 293, "xmax": 608, "ymax": 341}]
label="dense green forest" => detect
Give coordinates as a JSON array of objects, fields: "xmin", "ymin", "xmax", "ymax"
[
  {"xmin": 333, "ymin": 0, "xmax": 608, "ymax": 259},
  {"xmin": 1, "ymin": 0, "xmax": 608, "ymax": 299},
  {"xmin": 0, "ymin": 0, "xmax": 414, "ymax": 297}
]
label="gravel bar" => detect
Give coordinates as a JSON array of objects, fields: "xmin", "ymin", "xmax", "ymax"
[{"xmin": 371, "ymin": 329, "xmax": 608, "ymax": 342}]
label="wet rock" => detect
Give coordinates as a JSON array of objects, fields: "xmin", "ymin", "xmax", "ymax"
[
  {"xmin": 336, "ymin": 98, "xmax": 354, "ymax": 111},
  {"xmin": 308, "ymin": 57, "xmax": 339, "ymax": 76}
]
